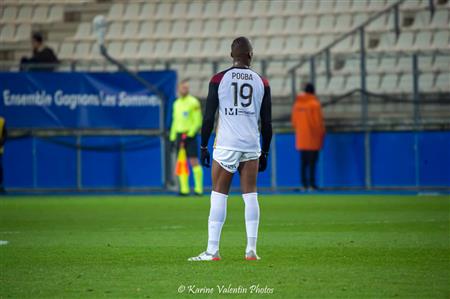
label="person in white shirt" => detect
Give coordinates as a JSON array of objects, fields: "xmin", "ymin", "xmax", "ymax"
[{"xmin": 188, "ymin": 37, "xmax": 272, "ymax": 261}]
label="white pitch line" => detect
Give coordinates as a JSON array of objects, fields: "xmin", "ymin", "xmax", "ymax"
[{"xmin": 0, "ymin": 240, "xmax": 9, "ymax": 246}]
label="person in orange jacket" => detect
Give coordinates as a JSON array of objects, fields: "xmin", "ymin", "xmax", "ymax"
[{"xmin": 291, "ymin": 83, "xmax": 326, "ymax": 191}]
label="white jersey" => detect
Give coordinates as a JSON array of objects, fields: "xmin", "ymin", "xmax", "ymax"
[{"xmin": 207, "ymin": 67, "xmax": 270, "ymax": 152}]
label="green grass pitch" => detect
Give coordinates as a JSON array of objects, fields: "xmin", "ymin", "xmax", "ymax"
[{"xmin": 0, "ymin": 194, "xmax": 449, "ymax": 298}]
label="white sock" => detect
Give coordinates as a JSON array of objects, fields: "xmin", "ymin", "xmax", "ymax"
[
  {"xmin": 243, "ymin": 192, "xmax": 260, "ymax": 253},
  {"xmin": 206, "ymin": 191, "xmax": 227, "ymax": 254}
]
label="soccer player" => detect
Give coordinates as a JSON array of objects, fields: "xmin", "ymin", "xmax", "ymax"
[
  {"xmin": 170, "ymin": 80, "xmax": 203, "ymax": 195},
  {"xmin": 188, "ymin": 37, "xmax": 272, "ymax": 261}
]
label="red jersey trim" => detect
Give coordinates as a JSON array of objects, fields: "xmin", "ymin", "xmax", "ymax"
[{"xmin": 210, "ymin": 72, "xmax": 225, "ymax": 84}]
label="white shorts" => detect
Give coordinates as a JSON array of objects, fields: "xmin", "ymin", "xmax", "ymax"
[{"xmin": 213, "ymin": 148, "xmax": 261, "ymax": 173}]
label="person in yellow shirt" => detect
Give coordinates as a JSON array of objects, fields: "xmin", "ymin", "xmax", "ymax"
[
  {"xmin": 170, "ymin": 80, "xmax": 203, "ymax": 195},
  {"xmin": 0, "ymin": 117, "xmax": 7, "ymax": 192}
]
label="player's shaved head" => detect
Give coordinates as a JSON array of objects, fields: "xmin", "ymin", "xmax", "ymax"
[{"xmin": 231, "ymin": 36, "xmax": 253, "ymax": 67}]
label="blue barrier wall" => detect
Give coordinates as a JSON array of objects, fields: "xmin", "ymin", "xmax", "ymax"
[{"xmin": 4, "ymin": 131, "xmax": 450, "ymax": 190}]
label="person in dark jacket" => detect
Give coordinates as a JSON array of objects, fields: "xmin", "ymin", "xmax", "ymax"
[{"xmin": 20, "ymin": 32, "xmax": 59, "ymax": 71}]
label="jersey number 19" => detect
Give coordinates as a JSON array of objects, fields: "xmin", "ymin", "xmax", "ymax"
[{"xmin": 231, "ymin": 82, "xmax": 253, "ymax": 107}]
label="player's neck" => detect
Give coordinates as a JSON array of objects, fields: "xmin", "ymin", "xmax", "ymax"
[{"xmin": 233, "ymin": 61, "xmax": 250, "ymax": 69}]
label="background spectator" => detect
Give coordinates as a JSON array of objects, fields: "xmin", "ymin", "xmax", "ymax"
[
  {"xmin": 291, "ymin": 83, "xmax": 326, "ymax": 191},
  {"xmin": 20, "ymin": 32, "xmax": 58, "ymax": 71}
]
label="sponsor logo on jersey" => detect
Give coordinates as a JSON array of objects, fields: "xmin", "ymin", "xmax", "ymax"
[{"xmin": 224, "ymin": 108, "xmax": 256, "ymax": 116}]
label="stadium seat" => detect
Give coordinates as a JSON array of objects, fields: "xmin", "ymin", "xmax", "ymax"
[
  {"xmin": 74, "ymin": 22, "xmax": 92, "ymax": 41},
  {"xmin": 334, "ymin": 0, "xmax": 353, "ymax": 12},
  {"xmin": 172, "ymin": 2, "xmax": 188, "ymax": 19},
  {"xmin": 402, "ymin": 0, "xmax": 427, "ymax": 10},
  {"xmin": 268, "ymin": 17, "xmax": 284, "ymax": 35},
  {"xmin": 343, "ymin": 75, "xmax": 361, "ymax": 93},
  {"xmin": 137, "ymin": 41, "xmax": 154, "ymax": 59},
  {"xmin": 379, "ymin": 73, "xmax": 399, "ymax": 93},
  {"xmin": 153, "ymin": 40, "xmax": 170, "ymax": 59},
  {"xmin": 139, "ymin": 21, "xmax": 154, "ymax": 39},
  {"xmin": 219, "ymin": 19, "xmax": 235, "ymax": 36},
  {"xmin": 121, "ymin": 41, "xmax": 139, "ymax": 60},
  {"xmin": 186, "ymin": 20, "xmax": 202, "ymax": 38},
  {"xmin": 430, "ymin": 9, "xmax": 449, "ymax": 28},
  {"xmin": 431, "ymin": 30, "xmax": 449, "ymax": 49},
  {"xmin": 300, "ymin": 35, "xmax": 318, "ymax": 54},
  {"xmin": 58, "ymin": 41, "xmax": 75, "ymax": 60},
  {"xmin": 366, "ymin": 56, "xmax": 379, "ymax": 72},
  {"xmin": 352, "ymin": 0, "xmax": 370, "ymax": 12},
  {"xmin": 1, "ymin": 6, "xmax": 18, "ymax": 23},
  {"xmin": 411, "ymin": 10, "xmax": 432, "ymax": 29},
  {"xmin": 332, "ymin": 35, "xmax": 354, "ymax": 53},
  {"xmin": 318, "ymin": 15, "xmax": 335, "ymax": 33},
  {"xmin": 395, "ymin": 32, "xmax": 415, "ymax": 51},
  {"xmin": 153, "ymin": 21, "xmax": 171, "ymax": 38},
  {"xmin": 107, "ymin": 41, "xmax": 122, "ymax": 58},
  {"xmin": 252, "ymin": 37, "xmax": 267, "ymax": 56},
  {"xmin": 284, "ymin": 17, "xmax": 301, "ymax": 34},
  {"xmin": 203, "ymin": 19, "xmax": 220, "ymax": 37},
  {"xmin": 266, "ymin": 0, "xmax": 285, "ymax": 16},
  {"xmin": 318, "ymin": 34, "xmax": 334, "ymax": 49},
  {"xmin": 251, "ymin": 18, "xmax": 268, "ymax": 36},
  {"xmin": 397, "ymin": 55, "xmax": 413, "ymax": 72},
  {"xmin": 235, "ymin": 19, "xmax": 252, "ymax": 36},
  {"xmin": 266, "ymin": 37, "xmax": 285, "ymax": 55},
  {"xmin": 201, "ymin": 39, "xmax": 219, "ymax": 57},
  {"xmin": 15, "ymin": 24, "xmax": 31, "ymax": 41},
  {"xmin": 375, "ymin": 32, "xmax": 397, "ymax": 51},
  {"xmin": 302, "ymin": 1, "xmax": 318, "ymax": 13},
  {"xmin": 252, "ymin": 0, "xmax": 270, "ymax": 17},
  {"xmin": 48, "ymin": 5, "xmax": 63, "ymax": 22},
  {"xmin": 368, "ymin": 0, "xmax": 387, "ymax": 10},
  {"xmin": 318, "ymin": 0, "xmax": 335, "ymax": 13},
  {"xmin": 235, "ymin": 0, "xmax": 252, "ymax": 17},
  {"xmin": 220, "ymin": 1, "xmax": 235, "ymax": 18},
  {"xmin": 413, "ymin": 31, "xmax": 433, "ymax": 50},
  {"xmin": 270, "ymin": 77, "xmax": 289, "ymax": 96},
  {"xmin": 203, "ymin": 1, "xmax": 219, "ymax": 18},
  {"xmin": 170, "ymin": 20, "xmax": 187, "ymax": 37},
  {"xmin": 185, "ymin": 39, "xmax": 202, "ymax": 58},
  {"xmin": 366, "ymin": 74, "xmax": 380, "ymax": 91},
  {"xmin": 155, "ymin": 2, "xmax": 172, "ymax": 20},
  {"xmin": 315, "ymin": 76, "xmax": 329, "ymax": 94},
  {"xmin": 324, "ymin": 76, "xmax": 345, "ymax": 95},
  {"xmin": 301, "ymin": 16, "xmax": 318, "ymax": 33},
  {"xmin": 435, "ymin": 72, "xmax": 449, "ymax": 92},
  {"xmin": 398, "ymin": 73, "xmax": 413, "ymax": 93},
  {"xmin": 284, "ymin": 1, "xmax": 301, "ymax": 15},
  {"xmin": 108, "ymin": 3, "xmax": 124, "ymax": 20},
  {"xmin": 187, "ymin": 1, "xmax": 204, "ymax": 18},
  {"xmin": 419, "ymin": 72, "xmax": 435, "ymax": 93},
  {"xmin": 17, "ymin": 6, "xmax": 33, "ymax": 22},
  {"xmin": 378, "ymin": 56, "xmax": 397, "ymax": 72},
  {"xmin": 334, "ymin": 14, "xmax": 353, "ymax": 32},
  {"xmin": 0, "ymin": 25, "xmax": 15, "ymax": 42},
  {"xmin": 352, "ymin": 13, "xmax": 371, "ymax": 27},
  {"xmin": 73, "ymin": 42, "xmax": 91, "ymax": 59},
  {"xmin": 32, "ymin": 6, "xmax": 49, "ymax": 23},
  {"xmin": 106, "ymin": 22, "xmax": 123, "ymax": 40},
  {"xmin": 417, "ymin": 54, "xmax": 434, "ymax": 71},
  {"xmin": 140, "ymin": 3, "xmax": 156, "ymax": 20},
  {"xmin": 123, "ymin": 22, "xmax": 140, "ymax": 39},
  {"xmin": 123, "ymin": 3, "xmax": 140, "ymax": 20},
  {"xmin": 432, "ymin": 54, "xmax": 450, "ymax": 72}
]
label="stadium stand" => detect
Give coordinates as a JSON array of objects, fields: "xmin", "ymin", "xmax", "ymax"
[{"xmin": 0, "ymin": 0, "xmax": 449, "ymax": 126}]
